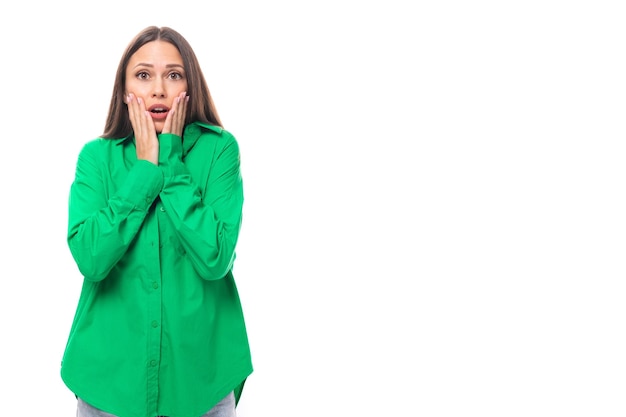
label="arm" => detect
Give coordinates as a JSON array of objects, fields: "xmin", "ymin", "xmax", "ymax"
[
  {"xmin": 158, "ymin": 131, "xmax": 243, "ymax": 280},
  {"xmin": 67, "ymin": 140, "xmax": 164, "ymax": 281}
]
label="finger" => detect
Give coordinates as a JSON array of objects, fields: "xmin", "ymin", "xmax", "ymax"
[
  {"xmin": 179, "ymin": 93, "xmax": 189, "ymax": 128},
  {"xmin": 161, "ymin": 101, "xmax": 174, "ymax": 134},
  {"xmin": 172, "ymin": 92, "xmax": 188, "ymax": 135},
  {"xmin": 163, "ymin": 92, "xmax": 184, "ymax": 135},
  {"xmin": 172, "ymin": 94, "xmax": 185, "ymax": 134},
  {"xmin": 137, "ymin": 97, "xmax": 154, "ymax": 137},
  {"xmin": 127, "ymin": 93, "xmax": 143, "ymax": 137}
]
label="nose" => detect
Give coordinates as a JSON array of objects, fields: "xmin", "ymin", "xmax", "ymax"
[{"xmin": 152, "ymin": 79, "xmax": 166, "ymax": 98}]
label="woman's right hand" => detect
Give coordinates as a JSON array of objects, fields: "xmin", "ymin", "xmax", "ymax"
[{"xmin": 126, "ymin": 92, "xmax": 159, "ymax": 165}]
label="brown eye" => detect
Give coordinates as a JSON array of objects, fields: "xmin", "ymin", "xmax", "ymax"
[
  {"xmin": 137, "ymin": 71, "xmax": 150, "ymax": 80},
  {"xmin": 168, "ymin": 72, "xmax": 183, "ymax": 80}
]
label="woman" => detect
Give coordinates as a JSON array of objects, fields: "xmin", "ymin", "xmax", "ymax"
[{"xmin": 60, "ymin": 26, "xmax": 253, "ymax": 417}]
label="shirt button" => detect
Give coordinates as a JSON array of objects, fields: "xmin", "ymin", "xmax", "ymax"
[
  {"xmin": 152, "ymin": 282, "xmax": 159, "ymax": 289},
  {"xmin": 160, "ymin": 206, "xmax": 166, "ymax": 212},
  {"xmin": 149, "ymin": 360, "xmax": 157, "ymax": 367},
  {"xmin": 151, "ymin": 320, "xmax": 159, "ymax": 328}
]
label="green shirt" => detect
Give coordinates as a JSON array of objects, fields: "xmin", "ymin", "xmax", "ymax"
[{"xmin": 60, "ymin": 121, "xmax": 253, "ymax": 417}]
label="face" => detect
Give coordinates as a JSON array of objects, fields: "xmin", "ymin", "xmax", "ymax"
[{"xmin": 125, "ymin": 40, "xmax": 188, "ymax": 133}]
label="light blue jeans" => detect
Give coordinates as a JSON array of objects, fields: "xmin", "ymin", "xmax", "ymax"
[{"xmin": 76, "ymin": 391, "xmax": 236, "ymax": 417}]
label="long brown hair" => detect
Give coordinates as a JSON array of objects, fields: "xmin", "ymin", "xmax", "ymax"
[{"xmin": 102, "ymin": 26, "xmax": 222, "ymax": 139}]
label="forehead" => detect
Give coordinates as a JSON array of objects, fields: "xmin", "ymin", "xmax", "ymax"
[{"xmin": 128, "ymin": 40, "xmax": 183, "ymax": 67}]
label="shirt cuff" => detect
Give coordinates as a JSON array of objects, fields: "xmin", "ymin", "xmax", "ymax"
[{"xmin": 118, "ymin": 159, "xmax": 164, "ymax": 210}]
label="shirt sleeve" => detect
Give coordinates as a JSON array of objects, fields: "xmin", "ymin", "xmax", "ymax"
[
  {"xmin": 158, "ymin": 131, "xmax": 243, "ymax": 280},
  {"xmin": 67, "ymin": 139, "xmax": 164, "ymax": 281}
]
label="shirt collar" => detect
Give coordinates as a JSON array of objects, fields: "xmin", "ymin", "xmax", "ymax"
[{"xmin": 111, "ymin": 121, "xmax": 223, "ymax": 155}]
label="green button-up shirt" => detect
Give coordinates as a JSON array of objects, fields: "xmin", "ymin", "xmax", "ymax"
[{"xmin": 60, "ymin": 122, "xmax": 253, "ymax": 417}]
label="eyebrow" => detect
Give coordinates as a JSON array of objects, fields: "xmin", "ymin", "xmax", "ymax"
[{"xmin": 132, "ymin": 63, "xmax": 185, "ymax": 69}]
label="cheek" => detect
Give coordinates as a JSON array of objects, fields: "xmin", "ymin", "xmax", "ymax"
[
  {"xmin": 125, "ymin": 79, "xmax": 145, "ymax": 96},
  {"xmin": 168, "ymin": 82, "xmax": 188, "ymax": 96}
]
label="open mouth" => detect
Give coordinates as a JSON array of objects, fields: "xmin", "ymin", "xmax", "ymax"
[{"xmin": 148, "ymin": 105, "xmax": 170, "ymax": 120}]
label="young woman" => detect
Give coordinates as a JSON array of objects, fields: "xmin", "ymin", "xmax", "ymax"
[{"xmin": 60, "ymin": 26, "xmax": 253, "ymax": 417}]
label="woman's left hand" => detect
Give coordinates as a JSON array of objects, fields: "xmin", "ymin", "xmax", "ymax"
[{"xmin": 162, "ymin": 91, "xmax": 189, "ymax": 136}]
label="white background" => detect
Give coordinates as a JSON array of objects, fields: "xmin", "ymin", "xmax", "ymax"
[{"xmin": 1, "ymin": 1, "xmax": 625, "ymax": 416}]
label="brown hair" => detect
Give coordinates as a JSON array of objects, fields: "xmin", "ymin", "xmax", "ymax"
[{"xmin": 102, "ymin": 26, "xmax": 222, "ymax": 139}]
